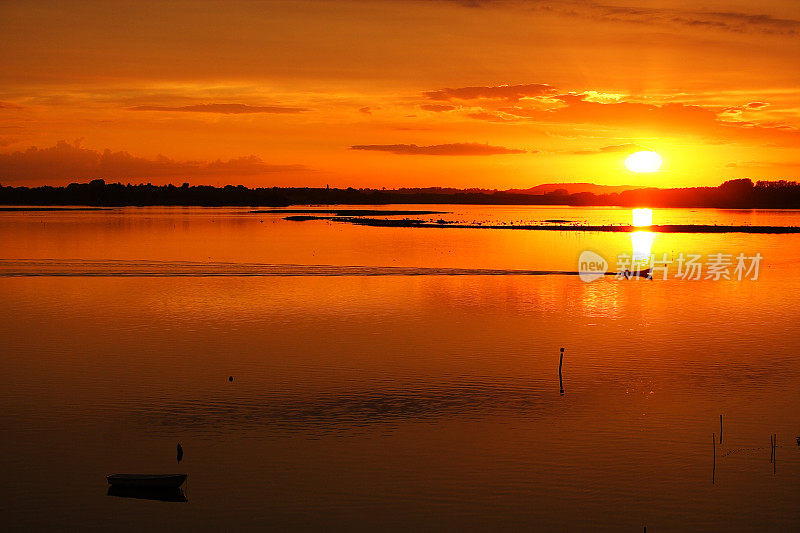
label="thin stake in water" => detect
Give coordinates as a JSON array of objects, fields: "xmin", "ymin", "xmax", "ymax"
[
  {"xmin": 770, "ymin": 435, "xmax": 775, "ymax": 464},
  {"xmin": 712, "ymin": 432, "xmax": 716, "ymax": 484}
]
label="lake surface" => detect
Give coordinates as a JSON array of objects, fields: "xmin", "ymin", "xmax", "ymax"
[{"xmin": 1, "ymin": 205, "xmax": 799, "ymax": 531}]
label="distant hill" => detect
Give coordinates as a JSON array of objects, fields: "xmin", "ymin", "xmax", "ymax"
[{"xmin": 507, "ymin": 183, "xmax": 646, "ymax": 195}]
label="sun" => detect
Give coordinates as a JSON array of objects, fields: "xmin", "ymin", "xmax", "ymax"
[{"xmin": 625, "ymin": 151, "xmax": 663, "ymax": 173}]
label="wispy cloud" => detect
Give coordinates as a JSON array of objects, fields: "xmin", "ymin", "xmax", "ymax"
[
  {"xmin": 589, "ymin": 4, "xmax": 800, "ymax": 35},
  {"xmin": 459, "ymin": 90, "xmax": 800, "ymax": 146},
  {"xmin": 571, "ymin": 143, "xmax": 644, "ymax": 155},
  {"xmin": 350, "ymin": 142, "xmax": 528, "ymax": 155},
  {"xmin": 420, "ymin": 104, "xmax": 458, "ymax": 112},
  {"xmin": 437, "ymin": 1, "xmax": 800, "ymax": 35},
  {"xmin": 424, "ymin": 83, "xmax": 555, "ymax": 102},
  {"xmin": 129, "ymin": 103, "xmax": 307, "ymax": 114}
]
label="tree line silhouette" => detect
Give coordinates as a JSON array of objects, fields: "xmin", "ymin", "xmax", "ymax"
[{"xmin": 2, "ymin": 178, "xmax": 800, "ymax": 208}]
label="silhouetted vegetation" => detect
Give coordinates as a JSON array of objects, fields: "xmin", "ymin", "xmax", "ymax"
[
  {"xmin": 2, "ymin": 178, "xmax": 800, "ymax": 208},
  {"xmin": 285, "ymin": 216, "xmax": 800, "ymax": 233}
]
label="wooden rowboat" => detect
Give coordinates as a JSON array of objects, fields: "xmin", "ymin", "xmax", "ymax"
[{"xmin": 106, "ymin": 473, "xmax": 187, "ymax": 489}]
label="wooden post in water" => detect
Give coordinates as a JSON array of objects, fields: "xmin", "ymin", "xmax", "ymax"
[
  {"xmin": 773, "ymin": 434, "xmax": 777, "ymax": 474},
  {"xmin": 559, "ymin": 347, "xmax": 564, "ymax": 395},
  {"xmin": 712, "ymin": 432, "xmax": 716, "ymax": 484},
  {"xmin": 771, "ymin": 434, "xmax": 775, "ymax": 464}
]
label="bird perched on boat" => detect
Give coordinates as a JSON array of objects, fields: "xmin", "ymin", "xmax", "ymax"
[{"xmin": 177, "ymin": 443, "xmax": 183, "ymax": 463}]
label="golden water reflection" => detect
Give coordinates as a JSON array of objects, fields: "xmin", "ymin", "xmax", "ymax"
[{"xmin": 631, "ymin": 231, "xmax": 655, "ymax": 266}]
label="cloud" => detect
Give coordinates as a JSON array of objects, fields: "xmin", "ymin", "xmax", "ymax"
[
  {"xmin": 350, "ymin": 142, "xmax": 528, "ymax": 155},
  {"xmin": 571, "ymin": 143, "xmax": 644, "ymax": 155},
  {"xmin": 129, "ymin": 103, "xmax": 306, "ymax": 114},
  {"xmin": 437, "ymin": 1, "xmax": 800, "ymax": 36},
  {"xmin": 420, "ymin": 104, "xmax": 457, "ymax": 112},
  {"xmin": 445, "ymin": 1, "xmax": 800, "ymax": 36},
  {"xmin": 721, "ymin": 101, "xmax": 771, "ymax": 116},
  {"xmin": 590, "ymin": 5, "xmax": 800, "ymax": 35},
  {"xmin": 447, "ymin": 87, "xmax": 800, "ymax": 147},
  {"xmin": 424, "ymin": 83, "xmax": 555, "ymax": 102},
  {"xmin": 456, "ymin": 91, "xmax": 800, "ymax": 146},
  {"xmin": 500, "ymin": 93, "xmax": 720, "ymax": 130},
  {"xmin": 726, "ymin": 160, "xmax": 800, "ymax": 169},
  {"xmin": 465, "ymin": 111, "xmax": 518, "ymax": 122},
  {"xmin": 0, "ymin": 141, "xmax": 306, "ymax": 183},
  {"xmin": 0, "ymin": 102, "xmax": 22, "ymax": 110}
]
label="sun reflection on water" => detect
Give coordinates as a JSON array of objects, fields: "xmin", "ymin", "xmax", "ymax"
[
  {"xmin": 632, "ymin": 208, "xmax": 653, "ymax": 227},
  {"xmin": 631, "ymin": 231, "xmax": 655, "ymax": 266}
]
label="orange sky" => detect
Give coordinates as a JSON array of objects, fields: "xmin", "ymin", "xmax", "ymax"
[{"xmin": 1, "ymin": 0, "xmax": 799, "ymax": 189}]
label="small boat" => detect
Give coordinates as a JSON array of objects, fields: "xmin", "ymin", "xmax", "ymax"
[
  {"xmin": 620, "ymin": 268, "xmax": 652, "ymax": 279},
  {"xmin": 106, "ymin": 474, "xmax": 187, "ymax": 489}
]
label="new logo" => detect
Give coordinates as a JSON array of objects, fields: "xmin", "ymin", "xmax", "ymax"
[{"xmin": 578, "ymin": 250, "xmax": 608, "ymax": 282}]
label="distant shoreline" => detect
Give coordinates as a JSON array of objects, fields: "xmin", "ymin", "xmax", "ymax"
[
  {"xmin": 286, "ymin": 215, "xmax": 800, "ymax": 234},
  {"xmin": 3, "ymin": 178, "xmax": 800, "ymax": 209}
]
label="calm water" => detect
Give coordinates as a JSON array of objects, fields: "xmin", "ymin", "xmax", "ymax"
[{"xmin": 1, "ymin": 206, "xmax": 800, "ymax": 531}]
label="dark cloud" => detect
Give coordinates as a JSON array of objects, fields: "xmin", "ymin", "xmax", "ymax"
[
  {"xmin": 359, "ymin": 106, "xmax": 372, "ymax": 114},
  {"xmin": 129, "ymin": 103, "xmax": 307, "ymax": 114},
  {"xmin": 0, "ymin": 141, "xmax": 306, "ymax": 182},
  {"xmin": 420, "ymin": 104, "xmax": 458, "ymax": 112},
  {"xmin": 0, "ymin": 102, "xmax": 22, "ymax": 110},
  {"xmin": 424, "ymin": 83, "xmax": 555, "ymax": 102},
  {"xmin": 350, "ymin": 142, "xmax": 528, "ymax": 155}
]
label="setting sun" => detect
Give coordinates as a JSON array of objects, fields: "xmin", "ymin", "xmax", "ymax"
[{"xmin": 625, "ymin": 151, "xmax": 663, "ymax": 173}]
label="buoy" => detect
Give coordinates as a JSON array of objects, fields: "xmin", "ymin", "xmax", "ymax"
[
  {"xmin": 177, "ymin": 443, "xmax": 183, "ymax": 463},
  {"xmin": 228, "ymin": 376, "xmax": 234, "ymax": 382}
]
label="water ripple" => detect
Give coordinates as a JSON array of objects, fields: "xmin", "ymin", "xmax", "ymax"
[{"xmin": 0, "ymin": 259, "xmax": 580, "ymax": 277}]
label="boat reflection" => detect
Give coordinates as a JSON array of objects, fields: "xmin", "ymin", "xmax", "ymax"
[{"xmin": 107, "ymin": 486, "xmax": 188, "ymax": 502}]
